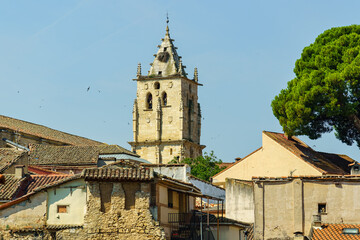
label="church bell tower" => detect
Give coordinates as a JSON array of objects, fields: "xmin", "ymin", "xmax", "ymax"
[{"xmin": 128, "ymin": 23, "xmax": 205, "ymax": 164}]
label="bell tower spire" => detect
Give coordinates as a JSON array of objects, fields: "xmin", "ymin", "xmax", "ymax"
[{"xmin": 129, "ymin": 20, "xmax": 205, "ymax": 164}]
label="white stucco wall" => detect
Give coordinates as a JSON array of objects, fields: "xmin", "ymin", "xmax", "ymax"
[
  {"xmin": 47, "ymin": 179, "xmax": 86, "ymax": 225},
  {"xmin": 0, "ymin": 192, "xmax": 47, "ymax": 229},
  {"xmin": 151, "ymin": 165, "xmax": 190, "ymax": 182},
  {"xmin": 226, "ymin": 178, "xmax": 254, "ymax": 223}
]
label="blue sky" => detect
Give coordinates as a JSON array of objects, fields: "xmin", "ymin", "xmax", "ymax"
[{"xmin": 1, "ymin": 0, "xmax": 360, "ymax": 162}]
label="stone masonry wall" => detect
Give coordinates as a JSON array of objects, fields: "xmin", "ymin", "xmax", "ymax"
[{"xmin": 56, "ymin": 181, "xmax": 165, "ymax": 240}]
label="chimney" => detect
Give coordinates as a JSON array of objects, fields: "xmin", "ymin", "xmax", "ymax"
[
  {"xmin": 313, "ymin": 214, "xmax": 322, "ymax": 228},
  {"xmin": 284, "ymin": 132, "xmax": 292, "ymax": 140},
  {"xmin": 235, "ymin": 157, "xmax": 242, "ymax": 162},
  {"xmin": 15, "ymin": 165, "xmax": 25, "ymax": 179}
]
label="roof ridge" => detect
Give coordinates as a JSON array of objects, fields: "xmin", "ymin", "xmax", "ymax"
[{"xmin": 0, "ymin": 115, "xmax": 102, "ymax": 146}]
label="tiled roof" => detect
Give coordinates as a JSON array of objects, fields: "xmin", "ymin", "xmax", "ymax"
[
  {"xmin": 98, "ymin": 145, "xmax": 137, "ymax": 157},
  {"xmin": 263, "ymin": 131, "xmax": 354, "ymax": 175},
  {"xmin": 312, "ymin": 224, "xmax": 360, "ymax": 240},
  {"xmin": 0, "ymin": 115, "xmax": 102, "ymax": 146},
  {"xmin": 0, "ymin": 174, "xmax": 80, "ymax": 210},
  {"xmin": 29, "ymin": 144, "xmax": 137, "ymax": 166},
  {"xmin": 29, "ymin": 144, "xmax": 99, "ymax": 166},
  {"xmin": 0, "ymin": 148, "xmax": 25, "ymax": 173},
  {"xmin": 0, "ymin": 175, "xmax": 25, "ymax": 200},
  {"xmin": 246, "ymin": 224, "xmax": 254, "ymax": 240},
  {"xmin": 252, "ymin": 175, "xmax": 360, "ymax": 181},
  {"xmin": 28, "ymin": 165, "xmax": 62, "ymax": 175},
  {"xmin": 82, "ymin": 167, "xmax": 154, "ymax": 181},
  {"xmin": 25, "ymin": 175, "xmax": 71, "ymax": 193}
]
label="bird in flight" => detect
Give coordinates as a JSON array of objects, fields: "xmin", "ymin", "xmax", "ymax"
[{"xmin": 87, "ymin": 86, "xmax": 90, "ymax": 92}]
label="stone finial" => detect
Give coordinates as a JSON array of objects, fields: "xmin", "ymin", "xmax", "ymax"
[
  {"xmin": 194, "ymin": 67, "xmax": 198, "ymax": 82},
  {"xmin": 133, "ymin": 99, "xmax": 138, "ymax": 112},
  {"xmin": 137, "ymin": 63, "xmax": 141, "ymax": 78},
  {"xmin": 178, "ymin": 59, "xmax": 183, "ymax": 76}
]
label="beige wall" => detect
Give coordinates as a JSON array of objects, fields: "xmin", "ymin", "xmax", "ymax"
[
  {"xmin": 254, "ymin": 178, "xmax": 360, "ymax": 239},
  {"xmin": 213, "ymin": 132, "xmax": 321, "ymax": 184},
  {"xmin": 132, "ymin": 76, "xmax": 203, "ymax": 164},
  {"xmin": 47, "ymin": 179, "xmax": 86, "ymax": 225},
  {"xmin": 0, "ymin": 192, "xmax": 47, "ymax": 230}
]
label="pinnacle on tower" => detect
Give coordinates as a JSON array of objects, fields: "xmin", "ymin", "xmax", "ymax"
[
  {"xmin": 137, "ymin": 63, "xmax": 141, "ymax": 78},
  {"xmin": 194, "ymin": 67, "xmax": 198, "ymax": 82}
]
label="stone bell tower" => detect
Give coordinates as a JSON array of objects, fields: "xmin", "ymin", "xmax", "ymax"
[{"xmin": 128, "ymin": 23, "xmax": 205, "ymax": 164}]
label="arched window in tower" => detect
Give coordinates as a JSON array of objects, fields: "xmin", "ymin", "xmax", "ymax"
[
  {"xmin": 162, "ymin": 92, "xmax": 167, "ymax": 106},
  {"xmin": 154, "ymin": 82, "xmax": 160, "ymax": 89},
  {"xmin": 146, "ymin": 93, "xmax": 153, "ymax": 109}
]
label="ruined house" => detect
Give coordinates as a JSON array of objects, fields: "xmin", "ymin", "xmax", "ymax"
[{"xmin": 0, "ymin": 165, "xmax": 203, "ymax": 239}]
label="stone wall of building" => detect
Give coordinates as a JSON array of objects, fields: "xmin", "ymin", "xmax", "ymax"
[{"xmin": 55, "ymin": 181, "xmax": 165, "ymax": 240}]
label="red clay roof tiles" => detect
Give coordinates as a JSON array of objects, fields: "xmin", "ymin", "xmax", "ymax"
[{"xmin": 312, "ymin": 224, "xmax": 360, "ymax": 240}]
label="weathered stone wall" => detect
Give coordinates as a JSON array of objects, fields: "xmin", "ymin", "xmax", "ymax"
[
  {"xmin": 54, "ymin": 181, "xmax": 165, "ymax": 240},
  {"xmin": 132, "ymin": 76, "xmax": 204, "ymax": 164}
]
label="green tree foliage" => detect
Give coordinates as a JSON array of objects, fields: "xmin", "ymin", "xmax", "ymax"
[
  {"xmin": 169, "ymin": 151, "xmax": 226, "ymax": 181},
  {"xmin": 272, "ymin": 25, "xmax": 360, "ymax": 147}
]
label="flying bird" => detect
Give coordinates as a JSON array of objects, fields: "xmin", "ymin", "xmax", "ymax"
[{"xmin": 87, "ymin": 86, "xmax": 90, "ymax": 92}]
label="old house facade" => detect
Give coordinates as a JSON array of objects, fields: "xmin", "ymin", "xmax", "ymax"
[
  {"xmin": 0, "ymin": 165, "xmax": 207, "ymax": 239},
  {"xmin": 128, "ymin": 24, "xmax": 205, "ymax": 164},
  {"xmin": 213, "ymin": 131, "xmax": 355, "ymax": 187}
]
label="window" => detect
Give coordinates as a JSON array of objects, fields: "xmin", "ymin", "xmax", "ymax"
[
  {"xmin": 162, "ymin": 92, "xmax": 167, "ymax": 106},
  {"xmin": 170, "ymin": 148, "xmax": 173, "ymax": 155},
  {"xmin": 318, "ymin": 203, "xmax": 326, "ymax": 214},
  {"xmin": 343, "ymin": 228, "xmax": 359, "ymax": 234},
  {"xmin": 164, "ymin": 47, "xmax": 167, "ymax": 51},
  {"xmin": 146, "ymin": 93, "xmax": 153, "ymax": 109},
  {"xmin": 158, "ymin": 71, "xmax": 162, "ymax": 75},
  {"xmin": 154, "ymin": 82, "xmax": 160, "ymax": 89},
  {"xmin": 57, "ymin": 205, "xmax": 68, "ymax": 213},
  {"xmin": 168, "ymin": 189, "xmax": 173, "ymax": 208}
]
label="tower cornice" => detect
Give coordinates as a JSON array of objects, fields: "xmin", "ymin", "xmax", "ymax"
[{"xmin": 133, "ymin": 75, "xmax": 203, "ymax": 86}]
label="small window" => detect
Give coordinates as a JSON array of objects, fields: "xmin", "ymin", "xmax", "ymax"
[
  {"xmin": 170, "ymin": 148, "xmax": 173, "ymax": 155},
  {"xmin": 57, "ymin": 205, "xmax": 68, "ymax": 213},
  {"xmin": 318, "ymin": 203, "xmax": 326, "ymax": 214},
  {"xmin": 162, "ymin": 92, "xmax": 167, "ymax": 106},
  {"xmin": 146, "ymin": 93, "xmax": 153, "ymax": 109},
  {"xmin": 164, "ymin": 47, "xmax": 167, "ymax": 51},
  {"xmin": 168, "ymin": 189, "xmax": 173, "ymax": 208},
  {"xmin": 158, "ymin": 71, "xmax": 162, "ymax": 76},
  {"xmin": 343, "ymin": 228, "xmax": 359, "ymax": 234},
  {"xmin": 154, "ymin": 82, "xmax": 160, "ymax": 89}
]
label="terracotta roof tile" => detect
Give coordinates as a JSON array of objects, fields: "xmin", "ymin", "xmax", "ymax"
[
  {"xmin": 312, "ymin": 224, "xmax": 360, "ymax": 240},
  {"xmin": 28, "ymin": 165, "xmax": 63, "ymax": 175},
  {"xmin": 0, "ymin": 175, "xmax": 25, "ymax": 200},
  {"xmin": 29, "ymin": 144, "xmax": 136, "ymax": 166},
  {"xmin": 263, "ymin": 131, "xmax": 354, "ymax": 175},
  {"xmin": 82, "ymin": 167, "xmax": 153, "ymax": 181},
  {"xmin": 29, "ymin": 144, "xmax": 99, "ymax": 166},
  {"xmin": 0, "ymin": 148, "xmax": 25, "ymax": 173},
  {"xmin": 0, "ymin": 115, "xmax": 102, "ymax": 146},
  {"xmin": 25, "ymin": 175, "xmax": 71, "ymax": 193}
]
